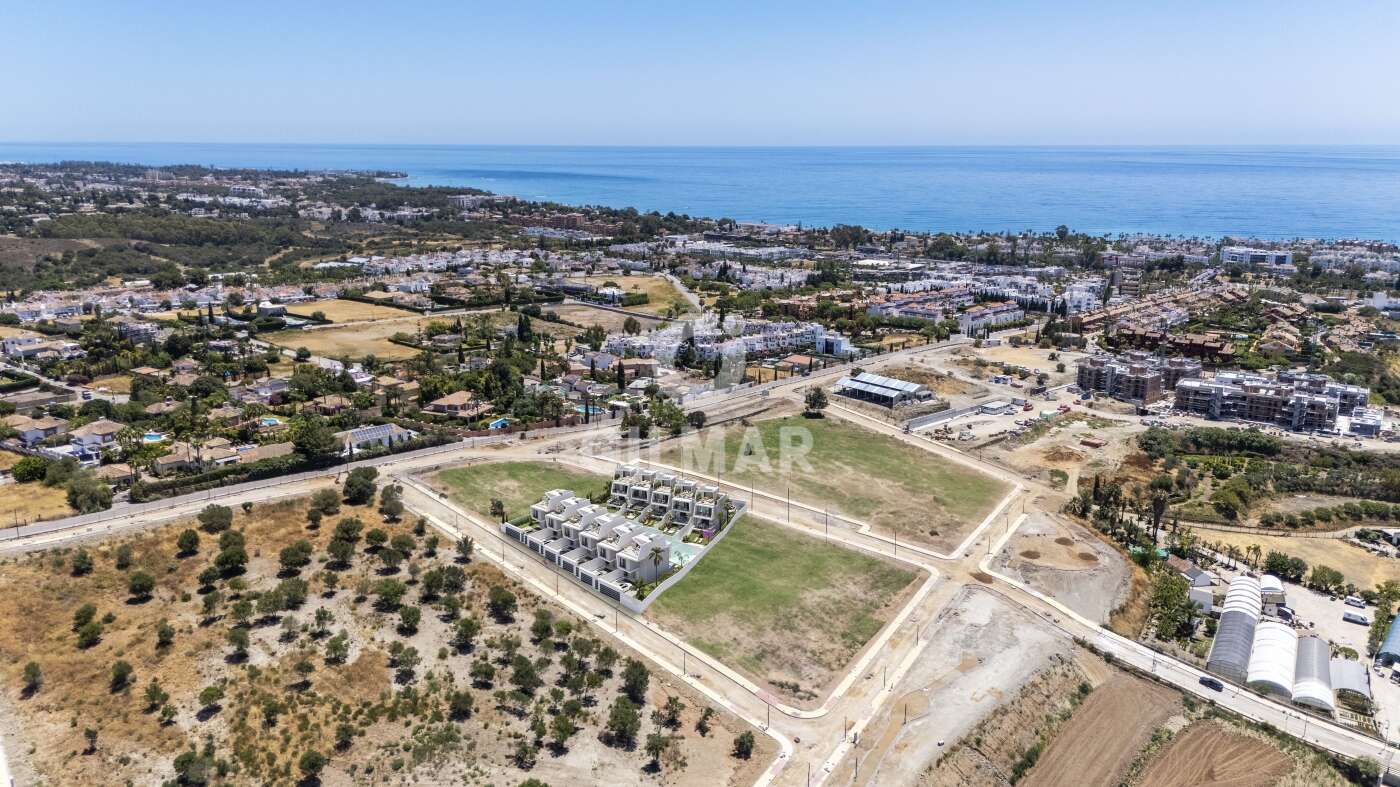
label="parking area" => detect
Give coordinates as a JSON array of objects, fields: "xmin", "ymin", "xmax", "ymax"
[{"xmin": 1221, "ymin": 569, "xmax": 1400, "ymax": 741}]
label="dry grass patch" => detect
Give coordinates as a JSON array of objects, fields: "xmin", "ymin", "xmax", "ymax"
[
  {"xmin": 546, "ymin": 303, "xmax": 662, "ymax": 334},
  {"xmin": 0, "ymin": 480, "xmax": 74, "ymax": 523},
  {"xmin": 1206, "ymin": 530, "xmax": 1399, "ymax": 588},
  {"xmin": 581, "ymin": 274, "xmax": 690, "ymax": 316},
  {"xmin": 0, "ymin": 491, "xmax": 768, "ymax": 785},
  {"xmin": 285, "ymin": 299, "xmax": 416, "ymax": 323},
  {"xmin": 87, "ymin": 374, "xmax": 133, "ymax": 394}
]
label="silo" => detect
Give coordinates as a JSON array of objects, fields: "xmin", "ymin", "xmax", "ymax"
[
  {"xmin": 1206, "ymin": 576, "xmax": 1262, "ymax": 684},
  {"xmin": 1247, "ymin": 619, "xmax": 1298, "ymax": 699},
  {"xmin": 1291, "ymin": 635, "xmax": 1334, "ymax": 713}
]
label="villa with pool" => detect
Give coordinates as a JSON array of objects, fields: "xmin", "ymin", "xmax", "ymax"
[{"xmin": 501, "ymin": 465, "xmax": 744, "ymax": 611}]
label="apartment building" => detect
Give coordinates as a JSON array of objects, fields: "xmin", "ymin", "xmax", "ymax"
[
  {"xmin": 1076, "ymin": 352, "xmax": 1202, "ymax": 404},
  {"xmin": 1174, "ymin": 371, "xmax": 1368, "ymax": 432},
  {"xmin": 1220, "ymin": 246, "xmax": 1293, "ymax": 268},
  {"xmin": 958, "ymin": 301, "xmax": 1025, "ymax": 334}
]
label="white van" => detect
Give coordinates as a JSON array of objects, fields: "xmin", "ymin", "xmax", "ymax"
[{"xmin": 1344, "ymin": 595, "xmax": 1366, "ymax": 608}]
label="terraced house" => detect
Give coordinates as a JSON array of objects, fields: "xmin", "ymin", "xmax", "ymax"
[{"xmin": 501, "ymin": 466, "xmax": 742, "ymax": 610}]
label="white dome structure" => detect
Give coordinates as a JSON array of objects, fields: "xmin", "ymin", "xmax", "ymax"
[
  {"xmin": 1207, "ymin": 576, "xmax": 1263, "ymax": 684},
  {"xmin": 1247, "ymin": 619, "xmax": 1298, "ymax": 699},
  {"xmin": 1292, "ymin": 635, "xmax": 1334, "ymax": 713},
  {"xmin": 1259, "ymin": 574, "xmax": 1284, "ymax": 595}
]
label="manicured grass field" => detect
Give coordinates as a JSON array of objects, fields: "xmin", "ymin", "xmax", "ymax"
[
  {"xmin": 650, "ymin": 515, "xmax": 919, "ymax": 703},
  {"xmin": 661, "ymin": 414, "xmax": 1009, "ymax": 550},
  {"xmin": 431, "ymin": 460, "xmax": 610, "ymax": 520}
]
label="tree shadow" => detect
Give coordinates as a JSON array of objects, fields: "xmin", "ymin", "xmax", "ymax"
[{"xmin": 195, "ymin": 704, "xmax": 222, "ymax": 722}]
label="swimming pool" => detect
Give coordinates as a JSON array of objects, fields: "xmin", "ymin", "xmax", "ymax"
[
  {"xmin": 574, "ymin": 405, "xmax": 604, "ymax": 416},
  {"xmin": 259, "ymin": 416, "xmax": 282, "ymax": 427},
  {"xmin": 142, "ymin": 432, "xmax": 167, "ymax": 444},
  {"xmin": 671, "ymin": 542, "xmax": 703, "ymax": 566}
]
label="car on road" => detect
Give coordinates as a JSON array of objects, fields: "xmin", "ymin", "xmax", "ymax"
[{"xmin": 1199, "ymin": 676, "xmax": 1225, "ymax": 691}]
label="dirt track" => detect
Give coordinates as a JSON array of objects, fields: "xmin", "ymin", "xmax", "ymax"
[
  {"xmin": 1138, "ymin": 721, "xmax": 1292, "ymax": 787},
  {"xmin": 1021, "ymin": 672, "xmax": 1180, "ymax": 787}
]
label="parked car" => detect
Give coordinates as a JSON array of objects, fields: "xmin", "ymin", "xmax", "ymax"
[
  {"xmin": 1344, "ymin": 595, "xmax": 1367, "ymax": 608},
  {"xmin": 1343, "ymin": 612, "xmax": 1370, "ymax": 626},
  {"xmin": 1199, "ymin": 676, "xmax": 1224, "ymax": 691}
]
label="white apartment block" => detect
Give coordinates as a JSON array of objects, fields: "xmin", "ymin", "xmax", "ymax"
[{"xmin": 1220, "ymin": 246, "xmax": 1293, "ymax": 267}]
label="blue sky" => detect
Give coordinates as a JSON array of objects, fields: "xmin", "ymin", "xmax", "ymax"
[{"xmin": 4, "ymin": 1, "xmax": 1398, "ymax": 145}]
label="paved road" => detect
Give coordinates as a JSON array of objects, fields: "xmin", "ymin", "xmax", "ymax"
[{"xmin": 2, "ymin": 336, "xmax": 1395, "ymax": 783}]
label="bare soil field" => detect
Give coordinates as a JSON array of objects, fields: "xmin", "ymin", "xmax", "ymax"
[
  {"xmin": 977, "ymin": 412, "xmax": 1141, "ymax": 495},
  {"xmin": 917, "ymin": 652, "xmax": 1092, "ymax": 787},
  {"xmin": 1137, "ymin": 721, "xmax": 1292, "ymax": 787},
  {"xmin": 0, "ymin": 451, "xmax": 23, "ymax": 472},
  {"xmin": 880, "ymin": 363, "xmax": 987, "ymax": 399},
  {"xmin": 285, "ymin": 299, "xmax": 417, "ymax": 323},
  {"xmin": 995, "ymin": 514, "xmax": 1130, "ymax": 624},
  {"xmin": 0, "ymin": 480, "xmax": 74, "ymax": 523},
  {"xmin": 837, "ymin": 588, "xmax": 1075, "ymax": 787},
  {"xmin": 546, "ymin": 302, "xmax": 663, "ymax": 334},
  {"xmin": 970, "ymin": 345, "xmax": 1084, "ymax": 383},
  {"xmin": 1020, "ymin": 671, "xmax": 1181, "ymax": 787},
  {"xmin": 0, "ymin": 493, "xmax": 770, "ymax": 785}
]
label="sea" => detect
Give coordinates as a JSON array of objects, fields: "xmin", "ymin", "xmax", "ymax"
[{"xmin": 3, "ymin": 142, "xmax": 1400, "ymax": 242}]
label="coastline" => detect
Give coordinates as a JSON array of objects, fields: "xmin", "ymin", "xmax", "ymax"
[{"xmin": 4, "ymin": 143, "xmax": 1400, "ymax": 241}]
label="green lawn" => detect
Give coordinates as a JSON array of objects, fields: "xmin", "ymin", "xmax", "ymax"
[
  {"xmin": 432, "ymin": 461, "xmax": 609, "ymax": 520},
  {"xmin": 649, "ymin": 515, "xmax": 919, "ymax": 703},
  {"xmin": 661, "ymin": 414, "xmax": 1009, "ymax": 549}
]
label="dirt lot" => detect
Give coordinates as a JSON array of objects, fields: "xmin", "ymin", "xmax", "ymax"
[
  {"xmin": 285, "ymin": 299, "xmax": 417, "ymax": 323},
  {"xmin": 1020, "ymin": 671, "xmax": 1181, "ymax": 787},
  {"xmin": 0, "ymin": 480, "xmax": 74, "ymax": 523},
  {"xmin": 1137, "ymin": 720, "xmax": 1292, "ymax": 787},
  {"xmin": 546, "ymin": 303, "xmax": 662, "ymax": 334},
  {"xmin": 0, "ymin": 493, "xmax": 771, "ymax": 785},
  {"xmin": 995, "ymin": 513, "xmax": 1130, "ymax": 624},
  {"xmin": 835, "ymin": 587, "xmax": 1075, "ymax": 787},
  {"xmin": 976, "ymin": 412, "xmax": 1141, "ymax": 496},
  {"xmin": 880, "ymin": 363, "xmax": 988, "ymax": 400},
  {"xmin": 971, "ymin": 345, "xmax": 1084, "ymax": 385}
]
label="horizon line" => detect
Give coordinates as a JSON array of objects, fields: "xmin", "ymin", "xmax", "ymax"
[{"xmin": 4, "ymin": 140, "xmax": 1400, "ymax": 151}]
